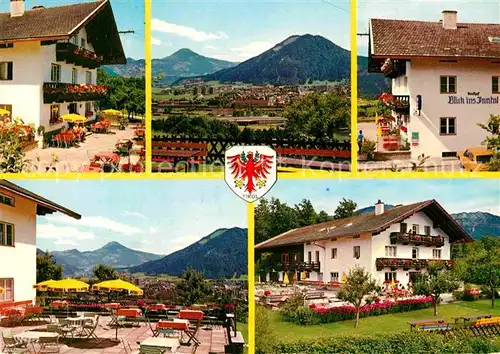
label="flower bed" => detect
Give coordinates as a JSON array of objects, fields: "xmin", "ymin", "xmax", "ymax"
[{"xmin": 281, "ymin": 296, "xmax": 433, "ymax": 325}]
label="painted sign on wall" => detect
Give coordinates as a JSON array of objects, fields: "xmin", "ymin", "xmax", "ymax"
[
  {"xmin": 448, "ymin": 92, "xmax": 499, "ymax": 105},
  {"xmin": 412, "ymin": 132, "xmax": 419, "ymax": 147}
]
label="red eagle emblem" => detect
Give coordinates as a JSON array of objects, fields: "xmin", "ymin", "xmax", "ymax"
[{"xmin": 227, "ymin": 151, "xmax": 274, "ymax": 194}]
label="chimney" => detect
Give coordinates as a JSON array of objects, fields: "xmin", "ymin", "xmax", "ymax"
[
  {"xmin": 442, "ymin": 10, "xmax": 457, "ymax": 30},
  {"xmin": 375, "ymin": 200, "xmax": 384, "ymax": 216},
  {"xmin": 10, "ymin": 0, "xmax": 25, "ymax": 17}
]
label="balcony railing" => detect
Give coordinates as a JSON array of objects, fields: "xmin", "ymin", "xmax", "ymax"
[
  {"xmin": 43, "ymin": 83, "xmax": 108, "ymax": 104},
  {"xmin": 379, "ymin": 93, "xmax": 410, "ymax": 113},
  {"xmin": 390, "ymin": 232, "xmax": 445, "ymax": 247},
  {"xmin": 277, "ymin": 261, "xmax": 321, "ymax": 272},
  {"xmin": 56, "ymin": 42, "xmax": 103, "ymax": 69},
  {"xmin": 375, "ymin": 258, "xmax": 453, "ymax": 271}
]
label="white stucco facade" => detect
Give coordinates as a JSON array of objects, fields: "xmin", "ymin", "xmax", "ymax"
[
  {"xmin": 393, "ymin": 59, "xmax": 498, "ymax": 158},
  {"xmin": 0, "ymin": 189, "xmax": 37, "ymax": 303},
  {"xmin": 0, "ymin": 27, "xmax": 98, "ymax": 132}
]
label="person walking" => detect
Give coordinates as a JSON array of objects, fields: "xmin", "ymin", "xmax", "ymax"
[{"xmin": 357, "ymin": 130, "xmax": 364, "ymax": 151}]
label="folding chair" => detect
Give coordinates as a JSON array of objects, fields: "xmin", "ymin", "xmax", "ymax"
[
  {"xmin": 139, "ymin": 348, "xmax": 166, "ymax": 354},
  {"xmin": 82, "ymin": 315, "xmax": 99, "ymax": 339},
  {"xmin": 147, "ymin": 319, "xmax": 158, "ymax": 337},
  {"xmin": 1, "ymin": 330, "xmax": 29, "ymax": 354},
  {"xmin": 121, "ymin": 338, "xmax": 140, "ymax": 354},
  {"xmin": 38, "ymin": 337, "xmax": 60, "ymax": 354}
]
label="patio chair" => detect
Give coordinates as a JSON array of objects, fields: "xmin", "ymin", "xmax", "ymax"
[
  {"xmin": 38, "ymin": 337, "xmax": 60, "ymax": 354},
  {"xmin": 1, "ymin": 330, "xmax": 28, "ymax": 353},
  {"xmin": 121, "ymin": 339, "xmax": 140, "ymax": 354},
  {"xmin": 48, "ymin": 315, "xmax": 59, "ymax": 325},
  {"xmin": 139, "ymin": 348, "xmax": 166, "ymax": 354},
  {"xmin": 147, "ymin": 319, "xmax": 158, "ymax": 337},
  {"xmin": 57, "ymin": 319, "xmax": 77, "ymax": 339},
  {"xmin": 82, "ymin": 315, "xmax": 99, "ymax": 339}
]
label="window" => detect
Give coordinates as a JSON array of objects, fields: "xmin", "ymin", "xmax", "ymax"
[
  {"xmin": 493, "ymin": 77, "xmax": 499, "ymax": 94},
  {"xmin": 315, "ymin": 251, "xmax": 320, "ymax": 262},
  {"xmin": 424, "ymin": 226, "xmax": 431, "ymax": 236},
  {"xmin": 81, "ymin": 38, "xmax": 86, "ymax": 49},
  {"xmin": 0, "ymin": 43, "xmax": 13, "ymax": 49},
  {"xmin": 400, "ymin": 223, "xmax": 407, "ymax": 233},
  {"xmin": 0, "ymin": 194, "xmax": 14, "ymax": 207},
  {"xmin": 440, "ymin": 76, "xmax": 457, "ymax": 93},
  {"xmin": 50, "ymin": 104, "xmax": 60, "ymax": 125},
  {"xmin": 412, "ymin": 224, "xmax": 420, "ymax": 234},
  {"xmin": 384, "ymin": 272, "xmax": 397, "ymax": 282},
  {"xmin": 85, "ymin": 102, "xmax": 91, "ymax": 115},
  {"xmin": 331, "ymin": 248, "xmax": 337, "ymax": 259},
  {"xmin": 85, "ymin": 71, "xmax": 92, "ymax": 84},
  {"xmin": 433, "ymin": 249, "xmax": 442, "ymax": 259},
  {"xmin": 412, "ymin": 247, "xmax": 419, "ymax": 259},
  {"xmin": 72, "ymin": 68, "xmax": 77, "ymax": 84},
  {"xmin": 330, "ymin": 272, "xmax": 339, "ymax": 282},
  {"xmin": 69, "ymin": 103, "xmax": 78, "ymax": 114},
  {"xmin": 0, "ymin": 62, "xmax": 13, "ymax": 80},
  {"xmin": 440, "ymin": 117, "xmax": 456, "ymax": 135},
  {"xmin": 307, "ymin": 251, "xmax": 312, "ymax": 263},
  {"xmin": 0, "ymin": 222, "xmax": 14, "ymax": 246},
  {"xmin": 71, "ymin": 35, "xmax": 79, "ymax": 46},
  {"xmin": 353, "ymin": 246, "xmax": 360, "ymax": 259},
  {"xmin": 385, "ymin": 246, "xmax": 397, "ymax": 257},
  {"xmin": 0, "ymin": 279, "xmax": 13, "ymax": 301},
  {"xmin": 51, "ymin": 64, "xmax": 61, "ymax": 82},
  {"xmin": 281, "ymin": 253, "xmax": 289, "ymax": 263}
]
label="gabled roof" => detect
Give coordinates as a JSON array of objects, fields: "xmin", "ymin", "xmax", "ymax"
[
  {"xmin": 0, "ymin": 180, "xmax": 81, "ymax": 220},
  {"xmin": 370, "ymin": 18, "xmax": 500, "ymax": 60},
  {"xmin": 0, "ymin": 0, "xmax": 126, "ymax": 64},
  {"xmin": 255, "ymin": 199, "xmax": 473, "ymax": 250}
]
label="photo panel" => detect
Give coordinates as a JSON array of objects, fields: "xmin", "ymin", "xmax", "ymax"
[
  {"xmin": 254, "ymin": 178, "xmax": 500, "ymax": 352},
  {"xmin": 0, "ymin": 179, "xmax": 249, "ymax": 352},
  {"xmin": 0, "ymin": 0, "xmax": 145, "ymax": 174},
  {"xmin": 356, "ymin": 0, "xmax": 500, "ymax": 173},
  {"xmin": 151, "ymin": 0, "xmax": 352, "ymax": 174}
]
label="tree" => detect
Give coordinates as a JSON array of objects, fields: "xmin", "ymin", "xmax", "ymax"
[
  {"xmin": 413, "ymin": 262, "xmax": 459, "ymax": 315},
  {"xmin": 478, "ymin": 114, "xmax": 500, "ymax": 171},
  {"xmin": 333, "ymin": 198, "xmax": 357, "ymax": 220},
  {"xmin": 0, "ymin": 117, "xmax": 32, "ymax": 173},
  {"xmin": 93, "ymin": 264, "xmax": 117, "ymax": 281},
  {"xmin": 457, "ymin": 236, "xmax": 500, "ymax": 308},
  {"xmin": 337, "ymin": 266, "xmax": 378, "ymax": 328},
  {"xmin": 36, "ymin": 252, "xmax": 63, "ymax": 282},
  {"xmin": 177, "ymin": 268, "xmax": 213, "ymax": 306}
]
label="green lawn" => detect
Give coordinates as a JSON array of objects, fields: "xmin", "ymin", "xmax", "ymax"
[{"xmin": 265, "ymin": 300, "xmax": 500, "ymax": 341}]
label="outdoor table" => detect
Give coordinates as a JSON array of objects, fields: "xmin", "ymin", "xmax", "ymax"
[
  {"xmin": 408, "ymin": 318, "xmax": 445, "ymax": 330},
  {"xmin": 81, "ymin": 164, "xmax": 103, "ymax": 172},
  {"xmin": 178, "ymin": 310, "xmax": 203, "ymax": 321},
  {"xmin": 104, "ymin": 303, "xmax": 121, "ymax": 310},
  {"xmin": 453, "ymin": 314, "xmax": 492, "ymax": 325},
  {"xmin": 50, "ymin": 301, "xmax": 68, "ymax": 308},
  {"xmin": 117, "ymin": 308, "xmax": 142, "ymax": 317},
  {"xmin": 156, "ymin": 320, "xmax": 199, "ymax": 345},
  {"xmin": 93, "ymin": 152, "xmax": 119, "ymax": 165},
  {"xmin": 149, "ymin": 304, "xmax": 167, "ymax": 311},
  {"xmin": 140, "ymin": 337, "xmax": 180, "ymax": 353}
]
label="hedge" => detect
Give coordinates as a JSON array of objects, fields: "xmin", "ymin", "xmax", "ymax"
[
  {"xmin": 258, "ymin": 332, "xmax": 500, "ymax": 354},
  {"xmin": 280, "ymin": 297, "xmax": 433, "ymax": 325}
]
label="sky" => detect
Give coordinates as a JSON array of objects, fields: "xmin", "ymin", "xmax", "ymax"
[
  {"xmin": 263, "ymin": 179, "xmax": 500, "ymax": 216},
  {"xmin": 151, "ymin": 0, "xmax": 351, "ymax": 61},
  {"xmin": 358, "ymin": 0, "xmax": 500, "ymax": 56},
  {"xmin": 0, "ymin": 0, "xmax": 145, "ymax": 59},
  {"xmin": 13, "ymin": 180, "xmax": 247, "ymax": 254}
]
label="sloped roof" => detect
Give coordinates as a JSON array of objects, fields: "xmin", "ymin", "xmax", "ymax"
[
  {"xmin": 370, "ymin": 18, "xmax": 500, "ymax": 59},
  {"xmin": 0, "ymin": 180, "xmax": 80, "ymax": 219},
  {"xmin": 255, "ymin": 199, "xmax": 473, "ymax": 250}
]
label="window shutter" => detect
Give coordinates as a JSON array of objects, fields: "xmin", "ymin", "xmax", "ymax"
[{"xmin": 7, "ymin": 62, "xmax": 13, "ymax": 80}]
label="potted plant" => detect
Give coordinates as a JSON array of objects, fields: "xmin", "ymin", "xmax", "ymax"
[{"xmin": 360, "ymin": 138, "xmax": 376, "ymax": 161}]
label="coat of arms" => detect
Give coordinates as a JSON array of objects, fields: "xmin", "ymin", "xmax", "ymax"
[{"xmin": 225, "ymin": 146, "xmax": 277, "ymax": 202}]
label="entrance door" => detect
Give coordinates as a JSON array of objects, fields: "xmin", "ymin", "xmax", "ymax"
[{"xmin": 69, "ymin": 103, "xmax": 78, "ymax": 114}]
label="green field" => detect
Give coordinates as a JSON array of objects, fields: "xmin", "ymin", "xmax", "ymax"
[{"xmin": 263, "ymin": 299, "xmax": 500, "ymax": 341}]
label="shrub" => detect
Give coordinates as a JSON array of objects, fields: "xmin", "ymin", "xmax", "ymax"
[{"xmin": 257, "ymin": 332, "xmax": 500, "ymax": 354}]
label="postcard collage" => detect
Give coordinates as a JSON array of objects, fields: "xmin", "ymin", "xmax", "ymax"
[{"xmin": 0, "ymin": 0, "xmax": 499, "ymax": 353}]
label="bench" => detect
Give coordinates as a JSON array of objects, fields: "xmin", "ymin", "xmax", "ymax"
[
  {"xmin": 275, "ymin": 147, "xmax": 351, "ymax": 171},
  {"xmin": 305, "ymin": 291, "xmax": 325, "ymax": 300},
  {"xmin": 152, "ymin": 141, "xmax": 209, "ymax": 172},
  {"xmin": 470, "ymin": 316, "xmax": 500, "ymax": 336},
  {"xmin": 408, "ymin": 318, "xmax": 445, "ymax": 331},
  {"xmin": 417, "ymin": 322, "xmax": 452, "ymax": 332},
  {"xmin": 453, "ymin": 314, "xmax": 492, "ymax": 325}
]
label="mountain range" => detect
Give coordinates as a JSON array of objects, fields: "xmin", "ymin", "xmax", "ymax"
[
  {"xmin": 149, "ymin": 34, "xmax": 387, "ymax": 94},
  {"xmin": 103, "ymin": 58, "xmax": 145, "ymax": 77}
]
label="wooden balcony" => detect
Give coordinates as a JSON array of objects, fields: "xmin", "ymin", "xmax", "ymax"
[
  {"xmin": 56, "ymin": 42, "xmax": 103, "ymax": 69},
  {"xmin": 379, "ymin": 93, "xmax": 410, "ymax": 114},
  {"xmin": 277, "ymin": 261, "xmax": 321, "ymax": 272},
  {"xmin": 43, "ymin": 83, "xmax": 108, "ymax": 104},
  {"xmin": 390, "ymin": 232, "xmax": 445, "ymax": 247},
  {"xmin": 375, "ymin": 258, "xmax": 453, "ymax": 271}
]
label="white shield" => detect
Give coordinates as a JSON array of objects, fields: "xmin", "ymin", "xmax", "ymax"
[{"xmin": 225, "ymin": 145, "xmax": 277, "ymax": 203}]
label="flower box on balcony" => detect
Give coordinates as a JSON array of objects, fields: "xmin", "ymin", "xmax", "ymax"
[
  {"xmin": 56, "ymin": 42, "xmax": 103, "ymax": 69},
  {"xmin": 43, "ymin": 83, "xmax": 108, "ymax": 104}
]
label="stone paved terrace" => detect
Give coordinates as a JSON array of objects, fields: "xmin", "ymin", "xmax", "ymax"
[
  {"xmin": 0, "ymin": 317, "xmax": 227, "ymax": 354},
  {"xmin": 24, "ymin": 125, "xmax": 143, "ymax": 173}
]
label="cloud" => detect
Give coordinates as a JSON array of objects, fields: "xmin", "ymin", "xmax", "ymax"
[
  {"xmin": 44, "ymin": 215, "xmax": 142, "ymax": 236},
  {"xmin": 204, "ymin": 45, "xmax": 218, "ymax": 51},
  {"xmin": 38, "ymin": 224, "xmax": 95, "ymax": 247},
  {"xmin": 152, "ymin": 37, "xmax": 162, "ymax": 46},
  {"xmin": 124, "ymin": 211, "xmax": 148, "ymax": 220},
  {"xmin": 152, "ymin": 19, "xmax": 228, "ymax": 42},
  {"xmin": 148, "ymin": 226, "xmax": 158, "ymax": 233},
  {"xmin": 230, "ymin": 41, "xmax": 273, "ymax": 60}
]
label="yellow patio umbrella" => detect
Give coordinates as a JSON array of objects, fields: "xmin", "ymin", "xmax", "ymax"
[
  {"xmin": 60, "ymin": 113, "xmax": 87, "ymax": 123},
  {"xmin": 0, "ymin": 286, "xmax": 4, "ymax": 294},
  {"xmin": 46, "ymin": 278, "xmax": 89, "ymax": 292},
  {"xmin": 0, "ymin": 108, "xmax": 10, "ymax": 116},
  {"xmin": 283, "ymin": 272, "xmax": 290, "ymax": 285},
  {"xmin": 390, "ymin": 279, "xmax": 396, "ymax": 289},
  {"xmin": 33, "ymin": 279, "xmax": 58, "ymax": 290},
  {"xmin": 101, "ymin": 109, "xmax": 121, "ymax": 116},
  {"xmin": 301, "ymin": 271, "xmax": 307, "ymax": 280},
  {"xmin": 92, "ymin": 279, "xmax": 143, "ymax": 296}
]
